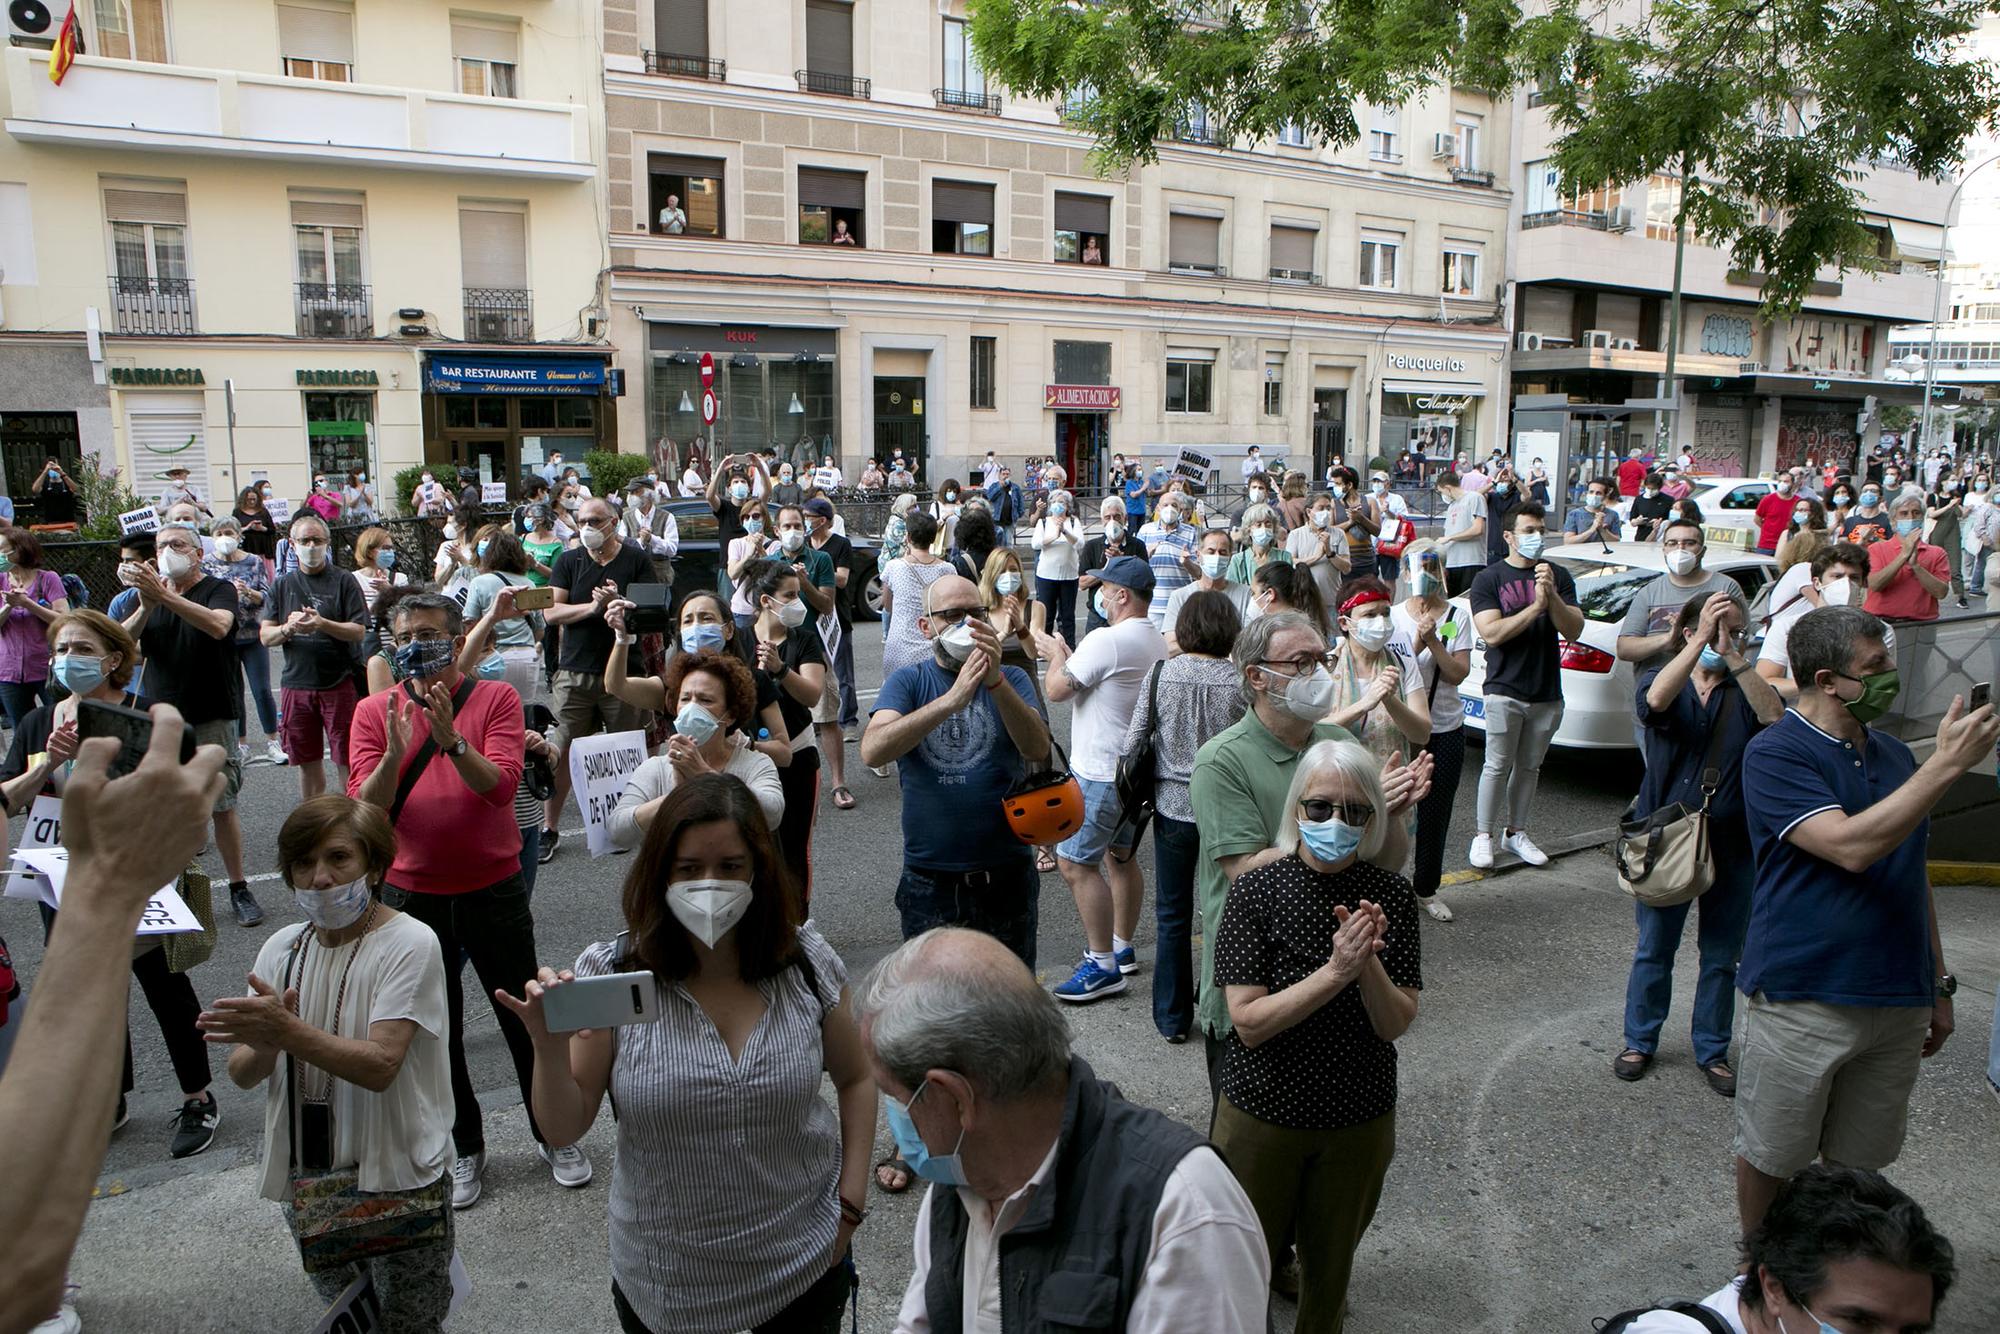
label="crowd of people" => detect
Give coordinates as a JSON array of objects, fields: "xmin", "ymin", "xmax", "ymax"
[{"xmin": 0, "ymin": 438, "xmax": 1995, "ymax": 1334}]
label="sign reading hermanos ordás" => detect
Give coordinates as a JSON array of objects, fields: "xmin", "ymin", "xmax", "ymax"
[{"xmin": 109, "ymin": 367, "xmax": 205, "ymax": 386}]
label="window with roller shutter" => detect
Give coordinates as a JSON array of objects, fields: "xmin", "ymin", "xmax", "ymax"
[
  {"xmin": 647, "ymin": 153, "xmax": 725, "ymax": 236},
  {"xmin": 278, "ymin": 2, "xmax": 354, "ymax": 81},
  {"xmin": 1269, "ymin": 223, "xmax": 1316, "ymax": 281},
  {"xmin": 452, "ymin": 21, "xmax": 519, "ymax": 98},
  {"xmin": 799, "ymin": 167, "xmax": 866, "ymax": 247},
  {"xmin": 931, "ymin": 181, "xmax": 994, "ymax": 256},
  {"xmin": 291, "ymin": 195, "xmax": 368, "ymax": 337},
  {"xmin": 103, "ymin": 180, "xmax": 194, "ymax": 332},
  {"xmin": 1167, "ymin": 212, "xmax": 1222, "ymax": 275},
  {"xmin": 459, "ymin": 205, "xmax": 531, "ymax": 340},
  {"xmin": 1054, "ymin": 192, "xmax": 1110, "ymax": 264}
]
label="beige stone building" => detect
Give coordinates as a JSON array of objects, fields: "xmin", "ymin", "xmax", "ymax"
[{"xmin": 603, "ymin": 0, "xmax": 1513, "ymax": 489}]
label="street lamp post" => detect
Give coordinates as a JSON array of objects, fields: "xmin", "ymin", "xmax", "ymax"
[{"xmin": 1920, "ymin": 153, "xmax": 2000, "ymax": 452}]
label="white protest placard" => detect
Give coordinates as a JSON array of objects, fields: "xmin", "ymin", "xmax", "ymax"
[
  {"xmin": 4, "ymin": 794, "xmax": 65, "ymax": 906},
  {"xmin": 1173, "ymin": 448, "xmax": 1213, "ymax": 483},
  {"xmin": 9, "ymin": 845, "xmax": 195, "ymax": 932},
  {"xmin": 481, "ymin": 481, "xmax": 507, "ymax": 504},
  {"xmin": 265, "ymin": 496, "xmax": 293, "ymax": 527},
  {"xmin": 567, "ymin": 729, "xmax": 649, "ymax": 858},
  {"xmin": 118, "ymin": 505, "xmax": 160, "ymax": 535}
]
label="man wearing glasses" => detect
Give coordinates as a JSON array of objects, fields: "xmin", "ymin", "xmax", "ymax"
[
  {"xmin": 122, "ymin": 522, "xmax": 263, "ymax": 926},
  {"xmin": 540, "ymin": 499, "xmax": 656, "ymax": 860},
  {"xmin": 1616, "ymin": 518, "xmax": 1748, "ymax": 745},
  {"xmin": 861, "ymin": 575, "xmax": 1051, "ymax": 970}
]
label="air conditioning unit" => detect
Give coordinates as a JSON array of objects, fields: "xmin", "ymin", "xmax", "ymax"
[
  {"xmin": 1613, "ymin": 336, "xmax": 1638, "ymax": 351},
  {"xmin": 7, "ymin": 0, "xmax": 57, "ymax": 44},
  {"xmin": 1583, "ymin": 329, "xmax": 1612, "ymax": 350},
  {"xmin": 308, "ymin": 309, "xmax": 352, "ymax": 338},
  {"xmin": 1516, "ymin": 331, "xmax": 1545, "ymax": 351},
  {"xmin": 474, "ymin": 313, "xmax": 512, "ymax": 341},
  {"xmin": 1606, "ymin": 206, "xmax": 1634, "ymax": 232},
  {"xmin": 1431, "ymin": 132, "xmax": 1458, "ymax": 160}
]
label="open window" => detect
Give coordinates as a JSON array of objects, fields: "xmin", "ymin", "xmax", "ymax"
[
  {"xmin": 799, "ymin": 167, "xmax": 866, "ymax": 247},
  {"xmin": 648, "ymin": 153, "xmax": 725, "ymax": 237},
  {"xmin": 931, "ymin": 181, "xmax": 994, "ymax": 255},
  {"xmin": 1054, "ymin": 192, "xmax": 1110, "ymax": 264}
]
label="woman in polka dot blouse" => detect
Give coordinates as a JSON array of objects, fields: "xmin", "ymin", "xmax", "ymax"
[{"xmin": 1211, "ymin": 738, "xmax": 1423, "ymax": 1334}]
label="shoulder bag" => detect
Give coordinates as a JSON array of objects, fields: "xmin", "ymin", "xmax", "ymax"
[
  {"xmin": 1613, "ymin": 688, "xmax": 1737, "ymax": 908},
  {"xmin": 386, "ymin": 676, "xmax": 479, "ymax": 827},
  {"xmin": 281, "ymin": 925, "xmax": 449, "ymax": 1273},
  {"xmin": 161, "ymin": 863, "xmax": 216, "ymax": 974},
  {"xmin": 1112, "ymin": 660, "xmax": 1166, "ymax": 850}
]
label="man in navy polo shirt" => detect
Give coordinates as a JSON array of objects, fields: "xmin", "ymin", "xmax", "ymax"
[{"xmin": 1733, "ymin": 604, "xmax": 1997, "ymax": 1234}]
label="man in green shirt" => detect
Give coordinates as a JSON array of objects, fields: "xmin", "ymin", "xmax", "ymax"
[{"xmin": 1189, "ymin": 611, "xmax": 1432, "ymax": 1099}]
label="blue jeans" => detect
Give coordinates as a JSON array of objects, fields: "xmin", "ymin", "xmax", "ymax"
[
  {"xmin": 237, "ymin": 640, "xmax": 279, "ymax": 737},
  {"xmin": 1620, "ymin": 826, "xmax": 1754, "ymax": 1066},
  {"xmin": 518, "ymin": 824, "xmax": 540, "ymax": 898},
  {"xmin": 1036, "ymin": 576, "xmax": 1078, "ymax": 649},
  {"xmin": 894, "ymin": 860, "xmax": 1040, "ymax": 971},
  {"xmin": 1152, "ymin": 815, "xmax": 1200, "ymax": 1039},
  {"xmin": 833, "ymin": 624, "xmax": 858, "ymax": 729},
  {"xmin": 0, "ymin": 679, "xmax": 47, "ymax": 731}
]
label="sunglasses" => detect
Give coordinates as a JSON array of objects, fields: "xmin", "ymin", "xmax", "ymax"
[{"xmin": 1300, "ymin": 798, "xmax": 1374, "ymax": 826}]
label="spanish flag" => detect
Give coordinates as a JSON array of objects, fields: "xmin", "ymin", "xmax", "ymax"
[{"xmin": 49, "ymin": 3, "xmax": 81, "ymax": 86}]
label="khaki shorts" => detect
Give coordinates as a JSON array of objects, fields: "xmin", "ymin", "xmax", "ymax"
[
  {"xmin": 810, "ymin": 668, "xmax": 840, "ymax": 726},
  {"xmin": 1733, "ymin": 992, "xmax": 1932, "ymax": 1177},
  {"xmin": 550, "ymin": 670, "xmax": 647, "ymax": 749},
  {"xmin": 192, "ymin": 718, "xmax": 244, "ymax": 814}
]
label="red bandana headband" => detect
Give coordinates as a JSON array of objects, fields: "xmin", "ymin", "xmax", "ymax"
[{"xmin": 1339, "ymin": 588, "xmax": 1391, "ymax": 616}]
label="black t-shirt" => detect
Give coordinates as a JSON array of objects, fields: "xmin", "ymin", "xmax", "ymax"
[
  {"xmin": 551, "ymin": 541, "xmax": 656, "ymax": 673},
  {"xmin": 1468, "ymin": 558, "xmax": 1580, "ymax": 704},
  {"xmin": 765, "ymin": 629, "xmax": 826, "ymax": 759},
  {"xmin": 232, "ymin": 508, "xmax": 278, "ymax": 558},
  {"xmin": 1079, "ymin": 534, "xmax": 1150, "ymax": 632},
  {"xmin": 1627, "ymin": 492, "xmax": 1674, "ymax": 541},
  {"xmin": 714, "ymin": 496, "xmax": 745, "ymax": 548},
  {"xmin": 0, "ymin": 704, "xmax": 57, "ymax": 789},
  {"xmin": 1214, "ymin": 855, "xmax": 1421, "ymax": 1131},
  {"xmin": 811, "ymin": 532, "xmax": 855, "ymax": 629},
  {"xmin": 37, "ymin": 480, "xmax": 77, "ymax": 524},
  {"xmin": 139, "ymin": 576, "xmax": 243, "ymax": 725},
  {"xmin": 1839, "ymin": 511, "xmax": 1890, "ymax": 546},
  {"xmin": 264, "ymin": 565, "xmax": 368, "ymax": 690}
]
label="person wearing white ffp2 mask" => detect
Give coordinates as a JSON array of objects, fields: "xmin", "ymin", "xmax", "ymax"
[
  {"xmin": 1756, "ymin": 545, "xmax": 1897, "ymax": 701},
  {"xmin": 498, "ymin": 774, "xmax": 882, "ymax": 1334},
  {"xmin": 1615, "ymin": 516, "xmax": 1745, "ymax": 676}
]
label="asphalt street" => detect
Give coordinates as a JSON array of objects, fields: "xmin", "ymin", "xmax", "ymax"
[{"xmin": 9, "ymin": 624, "xmax": 1997, "ymax": 1332}]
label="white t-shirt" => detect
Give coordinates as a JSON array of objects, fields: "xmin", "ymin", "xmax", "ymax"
[
  {"xmin": 1444, "ymin": 491, "xmax": 1488, "ymax": 569},
  {"xmin": 1162, "ymin": 579, "xmax": 1251, "ymax": 640},
  {"xmin": 1285, "ymin": 522, "xmax": 1345, "ymax": 608},
  {"xmin": 1063, "ymin": 616, "xmax": 1167, "ymax": 782},
  {"xmin": 1619, "ymin": 1280, "xmax": 1747, "ymax": 1333},
  {"xmin": 1032, "ymin": 516, "xmax": 1084, "ymax": 581},
  {"xmin": 1390, "ymin": 601, "xmax": 1471, "ymax": 732},
  {"xmin": 254, "ymin": 912, "xmax": 453, "ymax": 1201},
  {"xmin": 1760, "ymin": 587, "xmax": 1896, "ymax": 672}
]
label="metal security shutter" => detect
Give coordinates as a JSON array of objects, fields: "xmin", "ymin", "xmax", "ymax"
[
  {"xmin": 1693, "ymin": 396, "xmax": 1751, "ymax": 474},
  {"xmin": 290, "ymin": 199, "xmax": 364, "ymax": 227},
  {"xmin": 103, "ymin": 188, "xmax": 186, "ymax": 225},
  {"xmin": 798, "ymin": 168, "xmax": 863, "ymax": 210},
  {"xmin": 1054, "ymin": 192, "xmax": 1109, "ymax": 235},
  {"xmin": 451, "ymin": 23, "xmax": 516, "ymax": 63},
  {"xmin": 1270, "ymin": 224, "xmax": 1315, "ymax": 272},
  {"xmin": 933, "ymin": 181, "xmax": 994, "ymax": 226},
  {"xmin": 805, "ymin": 0, "xmax": 852, "ymax": 76},
  {"xmin": 1168, "ymin": 213, "xmax": 1220, "ymax": 268},
  {"xmin": 276, "ymin": 4, "xmax": 354, "ymax": 63},
  {"xmin": 126, "ymin": 404, "xmax": 210, "ymax": 504},
  {"xmin": 655, "ymin": 0, "xmax": 707, "ymax": 54},
  {"xmin": 650, "ymin": 153, "xmax": 724, "ymax": 180},
  {"xmin": 459, "ymin": 208, "xmax": 527, "ymax": 289}
]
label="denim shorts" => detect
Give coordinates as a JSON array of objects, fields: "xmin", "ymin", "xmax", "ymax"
[{"xmin": 1056, "ymin": 777, "xmax": 1134, "ymax": 866}]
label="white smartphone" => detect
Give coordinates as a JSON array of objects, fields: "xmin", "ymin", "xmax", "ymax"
[{"xmin": 541, "ymin": 971, "xmax": 660, "ymax": 1032}]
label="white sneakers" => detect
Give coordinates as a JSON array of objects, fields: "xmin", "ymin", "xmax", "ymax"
[
  {"xmin": 1468, "ymin": 833, "xmax": 1495, "ymax": 869},
  {"xmin": 540, "ymin": 1141, "xmax": 593, "ymax": 1188},
  {"xmin": 1424, "ymin": 898, "xmax": 1454, "ymax": 922},
  {"xmin": 451, "ymin": 1151, "xmax": 485, "ymax": 1210},
  {"xmin": 1470, "ymin": 831, "xmax": 1551, "ymax": 869}
]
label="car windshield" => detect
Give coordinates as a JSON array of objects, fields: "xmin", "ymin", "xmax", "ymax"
[{"xmin": 1549, "ymin": 555, "xmax": 1771, "ymax": 623}]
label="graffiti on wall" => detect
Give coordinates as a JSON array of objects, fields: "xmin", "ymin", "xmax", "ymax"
[
  {"xmin": 1784, "ymin": 320, "xmax": 1874, "ymax": 375},
  {"xmin": 1776, "ymin": 405, "xmax": 1857, "ymax": 472}
]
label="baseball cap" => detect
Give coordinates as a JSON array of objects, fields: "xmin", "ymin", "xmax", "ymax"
[
  {"xmin": 803, "ymin": 497, "xmax": 835, "ymax": 519},
  {"xmin": 1096, "ymin": 555, "xmax": 1155, "ymax": 599}
]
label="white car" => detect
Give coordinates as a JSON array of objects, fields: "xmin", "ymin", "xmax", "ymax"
[
  {"xmin": 1453, "ymin": 542, "xmax": 1779, "ymax": 750},
  {"xmin": 1611, "ymin": 476, "xmax": 1779, "ymax": 548}
]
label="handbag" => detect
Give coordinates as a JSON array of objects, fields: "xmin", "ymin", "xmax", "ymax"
[
  {"xmin": 281, "ymin": 930, "xmax": 449, "ymax": 1274},
  {"xmin": 1614, "ymin": 689, "xmax": 1737, "ymax": 908},
  {"xmin": 1112, "ymin": 661, "xmax": 1165, "ymax": 846},
  {"xmin": 161, "ymin": 864, "xmax": 215, "ymax": 974}
]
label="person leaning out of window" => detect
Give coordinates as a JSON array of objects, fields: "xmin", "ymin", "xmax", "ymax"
[
  {"xmin": 1211, "ymin": 738, "xmax": 1421, "ymax": 1334},
  {"xmin": 498, "ymin": 774, "xmax": 877, "ymax": 1334},
  {"xmin": 200, "ymin": 796, "xmax": 455, "ymax": 1331}
]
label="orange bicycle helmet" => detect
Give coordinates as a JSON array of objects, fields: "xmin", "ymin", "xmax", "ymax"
[{"xmin": 1002, "ymin": 744, "xmax": 1086, "ymax": 846}]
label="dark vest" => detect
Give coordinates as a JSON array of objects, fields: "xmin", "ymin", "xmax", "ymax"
[{"xmin": 924, "ymin": 1056, "xmax": 1208, "ymax": 1333}]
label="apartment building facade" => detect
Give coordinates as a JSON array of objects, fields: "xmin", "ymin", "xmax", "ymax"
[
  {"xmin": 0, "ymin": 0, "xmax": 609, "ymax": 519},
  {"xmin": 603, "ymin": 0, "xmax": 1514, "ymax": 490},
  {"xmin": 1505, "ymin": 92, "xmax": 1952, "ymax": 485}
]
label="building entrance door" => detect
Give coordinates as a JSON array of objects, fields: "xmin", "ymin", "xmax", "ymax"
[
  {"xmin": 1312, "ymin": 389, "xmax": 1347, "ymax": 476},
  {"xmin": 1054, "ymin": 412, "xmax": 1109, "ymax": 491},
  {"xmin": 873, "ymin": 377, "xmax": 925, "ymax": 473}
]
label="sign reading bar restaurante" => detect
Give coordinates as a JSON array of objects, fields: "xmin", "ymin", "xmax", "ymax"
[{"xmin": 1044, "ymin": 385, "xmax": 1122, "ymax": 411}]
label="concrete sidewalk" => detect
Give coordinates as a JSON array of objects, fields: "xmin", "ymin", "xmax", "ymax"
[{"xmin": 63, "ymin": 855, "xmax": 2000, "ymax": 1332}]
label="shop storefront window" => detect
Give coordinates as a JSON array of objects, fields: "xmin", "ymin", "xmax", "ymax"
[
  {"xmin": 0, "ymin": 414, "xmax": 83, "ymax": 506},
  {"xmin": 305, "ymin": 392, "xmax": 372, "ymax": 481},
  {"xmin": 1379, "ymin": 391, "xmax": 1477, "ymax": 460},
  {"xmin": 648, "ymin": 352, "xmax": 837, "ymax": 476}
]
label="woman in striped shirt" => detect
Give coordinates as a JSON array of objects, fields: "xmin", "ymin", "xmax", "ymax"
[{"xmin": 499, "ymin": 774, "xmax": 876, "ymax": 1334}]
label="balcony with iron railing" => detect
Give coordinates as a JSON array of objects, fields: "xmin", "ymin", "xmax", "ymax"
[
  {"xmin": 1171, "ymin": 117, "xmax": 1220, "ymax": 145},
  {"xmin": 1521, "ymin": 208, "xmax": 1612, "ymax": 231},
  {"xmin": 644, "ymin": 51, "xmax": 726, "ymax": 81},
  {"xmin": 934, "ymin": 87, "xmax": 1000, "ymax": 115},
  {"xmin": 1268, "ymin": 267, "xmax": 1319, "ymax": 284},
  {"xmin": 295, "ymin": 283, "xmax": 372, "ymax": 338},
  {"xmin": 463, "ymin": 288, "xmax": 532, "ymax": 342},
  {"xmin": 1450, "ymin": 166, "xmax": 1497, "ymax": 187},
  {"xmin": 795, "ymin": 69, "xmax": 870, "ymax": 99},
  {"xmin": 110, "ymin": 276, "xmax": 197, "ymax": 334}
]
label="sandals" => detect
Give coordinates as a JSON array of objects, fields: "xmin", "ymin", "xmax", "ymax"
[
  {"xmin": 874, "ymin": 1156, "xmax": 912, "ymax": 1193},
  {"xmin": 832, "ymin": 786, "xmax": 856, "ymax": 810},
  {"xmin": 1702, "ymin": 1061, "xmax": 1738, "ymax": 1098},
  {"xmin": 1612, "ymin": 1048, "xmax": 1652, "ymax": 1082},
  {"xmin": 1036, "ymin": 847, "xmax": 1058, "ymax": 874}
]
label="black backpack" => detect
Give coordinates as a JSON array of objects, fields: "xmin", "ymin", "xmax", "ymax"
[{"xmin": 1595, "ymin": 1301, "xmax": 1735, "ymax": 1334}]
